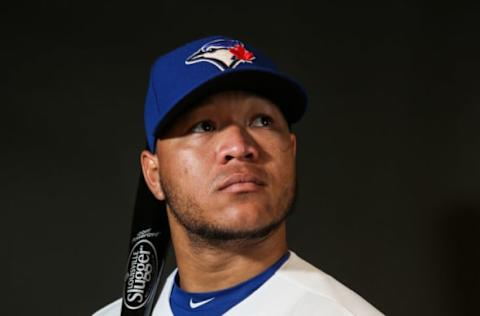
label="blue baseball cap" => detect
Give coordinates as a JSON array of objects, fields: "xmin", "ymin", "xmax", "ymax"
[{"xmin": 144, "ymin": 35, "xmax": 308, "ymax": 152}]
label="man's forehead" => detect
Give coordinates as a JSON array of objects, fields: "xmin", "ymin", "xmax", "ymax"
[
  {"xmin": 155, "ymin": 90, "xmax": 287, "ymax": 139},
  {"xmin": 177, "ymin": 91, "xmax": 286, "ymax": 122},
  {"xmin": 193, "ymin": 90, "xmax": 279, "ymax": 111}
]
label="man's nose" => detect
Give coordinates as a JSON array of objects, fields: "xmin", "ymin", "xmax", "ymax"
[{"xmin": 216, "ymin": 125, "xmax": 260, "ymax": 164}]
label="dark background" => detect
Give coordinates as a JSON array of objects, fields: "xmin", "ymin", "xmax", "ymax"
[{"xmin": 4, "ymin": 1, "xmax": 480, "ymax": 315}]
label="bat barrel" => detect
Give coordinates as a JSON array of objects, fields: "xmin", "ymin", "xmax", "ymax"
[{"xmin": 121, "ymin": 173, "xmax": 170, "ymax": 316}]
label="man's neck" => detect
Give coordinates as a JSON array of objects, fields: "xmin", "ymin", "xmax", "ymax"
[{"xmin": 170, "ymin": 223, "xmax": 288, "ymax": 293}]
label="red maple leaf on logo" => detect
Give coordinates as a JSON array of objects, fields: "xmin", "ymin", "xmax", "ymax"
[{"xmin": 229, "ymin": 44, "xmax": 255, "ymax": 61}]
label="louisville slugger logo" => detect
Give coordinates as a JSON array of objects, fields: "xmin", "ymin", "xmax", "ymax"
[{"xmin": 123, "ymin": 238, "xmax": 158, "ymax": 309}]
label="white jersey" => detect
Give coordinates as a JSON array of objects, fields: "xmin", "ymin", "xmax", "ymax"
[{"xmin": 93, "ymin": 251, "xmax": 384, "ymax": 316}]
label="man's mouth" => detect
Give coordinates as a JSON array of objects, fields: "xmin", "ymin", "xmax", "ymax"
[{"xmin": 217, "ymin": 174, "xmax": 265, "ymax": 193}]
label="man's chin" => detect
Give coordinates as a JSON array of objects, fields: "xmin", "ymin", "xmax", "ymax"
[{"xmin": 183, "ymin": 217, "xmax": 287, "ymax": 247}]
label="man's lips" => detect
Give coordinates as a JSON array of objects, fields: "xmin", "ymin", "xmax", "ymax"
[{"xmin": 217, "ymin": 173, "xmax": 266, "ymax": 192}]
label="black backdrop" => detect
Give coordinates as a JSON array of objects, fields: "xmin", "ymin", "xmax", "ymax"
[{"xmin": 4, "ymin": 1, "xmax": 480, "ymax": 315}]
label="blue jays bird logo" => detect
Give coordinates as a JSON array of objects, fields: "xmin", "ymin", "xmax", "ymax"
[{"xmin": 185, "ymin": 39, "xmax": 256, "ymax": 71}]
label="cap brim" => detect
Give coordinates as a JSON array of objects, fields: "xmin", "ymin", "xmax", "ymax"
[{"xmin": 155, "ymin": 68, "xmax": 307, "ymax": 137}]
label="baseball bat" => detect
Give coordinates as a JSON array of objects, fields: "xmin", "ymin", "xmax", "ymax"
[{"xmin": 120, "ymin": 171, "xmax": 170, "ymax": 316}]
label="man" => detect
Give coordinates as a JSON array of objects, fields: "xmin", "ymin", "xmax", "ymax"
[{"xmin": 94, "ymin": 36, "xmax": 384, "ymax": 316}]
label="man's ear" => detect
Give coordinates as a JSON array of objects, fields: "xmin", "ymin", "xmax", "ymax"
[
  {"xmin": 290, "ymin": 133, "xmax": 297, "ymax": 158},
  {"xmin": 140, "ymin": 150, "xmax": 165, "ymax": 201}
]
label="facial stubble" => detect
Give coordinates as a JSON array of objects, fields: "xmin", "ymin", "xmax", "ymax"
[{"xmin": 160, "ymin": 176, "xmax": 297, "ymax": 248}]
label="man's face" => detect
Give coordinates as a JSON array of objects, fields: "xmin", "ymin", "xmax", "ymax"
[{"xmin": 153, "ymin": 91, "xmax": 296, "ymax": 242}]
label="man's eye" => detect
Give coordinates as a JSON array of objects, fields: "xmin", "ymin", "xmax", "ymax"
[
  {"xmin": 191, "ymin": 120, "xmax": 215, "ymax": 133},
  {"xmin": 251, "ymin": 115, "xmax": 273, "ymax": 127}
]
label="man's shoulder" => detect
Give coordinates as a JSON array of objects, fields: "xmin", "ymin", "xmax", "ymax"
[
  {"xmin": 273, "ymin": 251, "xmax": 384, "ymax": 315},
  {"xmin": 92, "ymin": 253, "xmax": 383, "ymax": 316},
  {"xmin": 92, "ymin": 298, "xmax": 122, "ymax": 316},
  {"xmin": 92, "ymin": 269, "xmax": 176, "ymax": 316}
]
